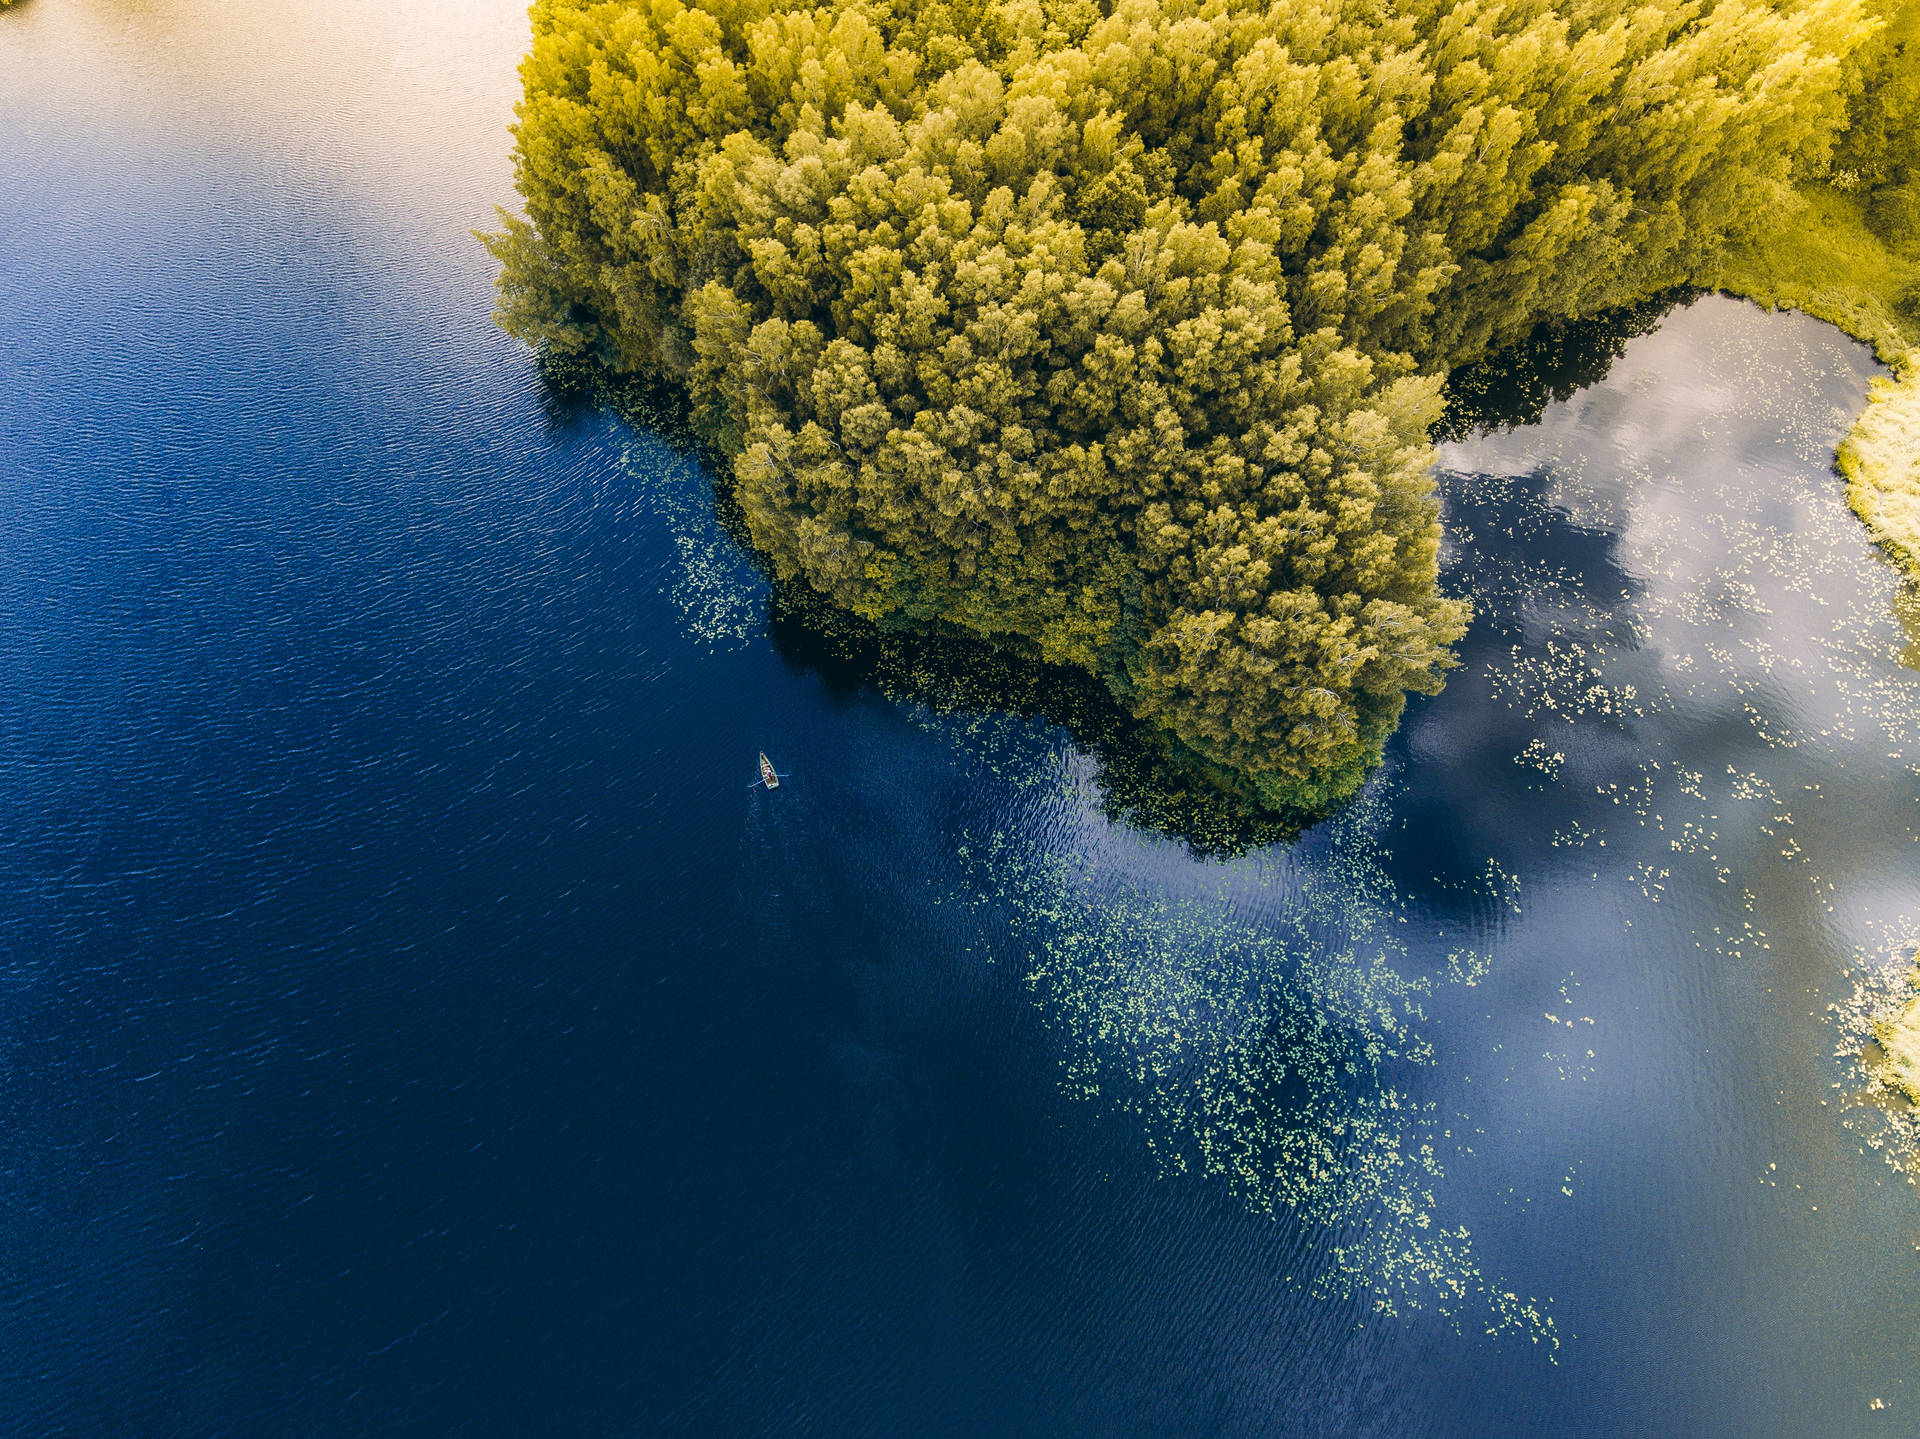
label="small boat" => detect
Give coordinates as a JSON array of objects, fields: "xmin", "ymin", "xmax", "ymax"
[{"xmin": 759, "ymin": 752, "xmax": 779, "ymax": 789}]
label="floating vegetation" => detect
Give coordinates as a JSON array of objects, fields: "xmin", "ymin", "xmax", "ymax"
[
  {"xmin": 535, "ymin": 347, "xmax": 707, "ymax": 456},
  {"xmin": 868, "ymin": 294, "xmax": 1920, "ymax": 1326},
  {"xmin": 619, "ymin": 441, "xmax": 766, "ymax": 651},
  {"xmin": 1441, "ymin": 298, "xmax": 1920, "ymax": 778},
  {"xmin": 1701, "ymin": 154, "xmax": 1920, "ymax": 609},
  {"xmin": 537, "ymin": 348, "xmax": 770, "ymax": 649},
  {"xmin": 857, "ymin": 293, "xmax": 1920, "ymax": 1340},
  {"xmin": 1442, "ymin": 296, "xmax": 1920, "ymax": 1226},
  {"xmin": 1436, "ymin": 292, "xmax": 1691, "ymax": 441},
  {"xmin": 1488, "ymin": 640, "xmax": 1652, "ymax": 726},
  {"xmin": 1514, "ymin": 738, "xmax": 1567, "ymax": 783},
  {"xmin": 647, "ymin": 271, "xmax": 1920, "ymax": 1345},
  {"xmin": 950, "ymin": 782, "xmax": 1556, "ymax": 1345},
  {"xmin": 767, "ymin": 579, "xmax": 1332, "ymax": 857},
  {"xmin": 540, "ymin": 348, "xmax": 1336, "ymax": 848}
]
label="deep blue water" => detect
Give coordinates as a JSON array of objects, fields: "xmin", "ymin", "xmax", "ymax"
[{"xmin": 5, "ymin": 4, "xmax": 1920, "ymax": 1436}]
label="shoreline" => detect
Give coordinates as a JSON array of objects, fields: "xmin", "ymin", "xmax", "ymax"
[
  {"xmin": 1702, "ymin": 183, "xmax": 1920, "ymax": 581},
  {"xmin": 1871, "ymin": 958, "xmax": 1920, "ymax": 1107}
]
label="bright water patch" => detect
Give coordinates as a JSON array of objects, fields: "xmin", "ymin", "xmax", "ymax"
[
  {"xmin": 967, "ymin": 780, "xmax": 1555, "ymax": 1343},
  {"xmin": 618, "ymin": 435, "xmax": 767, "ymax": 650}
]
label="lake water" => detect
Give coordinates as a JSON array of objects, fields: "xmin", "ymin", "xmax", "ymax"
[{"xmin": 5, "ymin": 3, "xmax": 1920, "ymax": 1435}]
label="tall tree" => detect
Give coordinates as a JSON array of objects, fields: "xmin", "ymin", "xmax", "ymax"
[{"xmin": 489, "ymin": 0, "xmax": 1876, "ymax": 809}]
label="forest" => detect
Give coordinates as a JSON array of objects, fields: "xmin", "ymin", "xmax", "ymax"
[{"xmin": 489, "ymin": 0, "xmax": 1917, "ymax": 811}]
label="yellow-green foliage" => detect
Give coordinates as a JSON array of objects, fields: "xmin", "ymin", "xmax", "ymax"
[
  {"xmin": 492, "ymin": 0, "xmax": 1873, "ymax": 807},
  {"xmin": 1871, "ymin": 954, "xmax": 1920, "ymax": 1105},
  {"xmin": 1840, "ymin": 368, "xmax": 1920, "ymax": 573},
  {"xmin": 1708, "ymin": 186, "xmax": 1916, "ymax": 368},
  {"xmin": 1835, "ymin": 0, "xmax": 1920, "ymax": 249},
  {"xmin": 1706, "ymin": 1, "xmax": 1920, "ymax": 581}
]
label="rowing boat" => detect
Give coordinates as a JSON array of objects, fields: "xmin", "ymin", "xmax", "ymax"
[{"xmin": 759, "ymin": 752, "xmax": 779, "ymax": 789}]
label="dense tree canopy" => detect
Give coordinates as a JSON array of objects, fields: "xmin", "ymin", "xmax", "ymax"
[
  {"xmin": 1837, "ymin": 0, "xmax": 1920, "ymax": 249},
  {"xmin": 490, "ymin": 0, "xmax": 1880, "ymax": 809}
]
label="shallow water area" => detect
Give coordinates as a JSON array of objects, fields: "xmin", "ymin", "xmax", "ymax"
[{"xmin": 4, "ymin": 2, "xmax": 1920, "ymax": 1436}]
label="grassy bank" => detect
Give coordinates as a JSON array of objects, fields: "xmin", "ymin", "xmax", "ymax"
[
  {"xmin": 1704, "ymin": 185, "xmax": 1920, "ymax": 576},
  {"xmin": 1873, "ymin": 954, "xmax": 1920, "ymax": 1105},
  {"xmin": 1840, "ymin": 370, "xmax": 1920, "ymax": 576}
]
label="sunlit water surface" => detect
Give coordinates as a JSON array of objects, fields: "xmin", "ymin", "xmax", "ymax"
[{"xmin": 4, "ymin": 3, "xmax": 1920, "ymax": 1435}]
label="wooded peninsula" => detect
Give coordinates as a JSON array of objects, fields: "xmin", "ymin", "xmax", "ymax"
[{"xmin": 489, "ymin": 0, "xmax": 1917, "ymax": 811}]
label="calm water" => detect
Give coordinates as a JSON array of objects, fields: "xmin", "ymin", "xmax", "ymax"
[{"xmin": 5, "ymin": 3, "xmax": 1920, "ymax": 1435}]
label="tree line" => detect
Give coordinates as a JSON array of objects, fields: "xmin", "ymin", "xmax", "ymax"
[{"xmin": 489, "ymin": 0, "xmax": 1905, "ymax": 810}]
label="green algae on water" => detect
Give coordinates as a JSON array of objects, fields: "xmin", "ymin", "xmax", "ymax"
[{"xmin": 947, "ymin": 773, "xmax": 1558, "ymax": 1347}]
